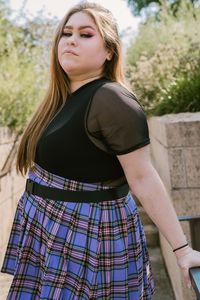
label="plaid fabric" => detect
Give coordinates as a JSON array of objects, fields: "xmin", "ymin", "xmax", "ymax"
[{"xmin": 1, "ymin": 162, "xmax": 155, "ymax": 299}]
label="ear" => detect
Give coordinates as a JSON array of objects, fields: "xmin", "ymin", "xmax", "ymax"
[{"xmin": 106, "ymin": 50, "xmax": 113, "ymax": 61}]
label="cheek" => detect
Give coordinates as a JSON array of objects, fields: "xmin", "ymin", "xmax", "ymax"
[
  {"xmin": 57, "ymin": 47, "xmax": 61, "ymax": 63},
  {"xmin": 87, "ymin": 42, "xmax": 107, "ymax": 59},
  {"xmin": 57, "ymin": 39, "xmax": 64, "ymax": 59},
  {"xmin": 95, "ymin": 41, "xmax": 108, "ymax": 59},
  {"xmin": 94, "ymin": 47, "xmax": 108, "ymax": 62}
]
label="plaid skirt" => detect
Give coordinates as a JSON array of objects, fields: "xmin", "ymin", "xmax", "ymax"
[{"xmin": 1, "ymin": 163, "xmax": 155, "ymax": 299}]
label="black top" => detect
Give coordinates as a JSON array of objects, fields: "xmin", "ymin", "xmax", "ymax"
[{"xmin": 35, "ymin": 78, "xmax": 150, "ymax": 186}]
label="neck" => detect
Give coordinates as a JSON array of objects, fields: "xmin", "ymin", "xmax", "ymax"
[{"xmin": 69, "ymin": 74, "xmax": 104, "ymax": 93}]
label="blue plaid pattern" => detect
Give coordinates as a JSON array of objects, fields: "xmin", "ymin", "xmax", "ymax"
[{"xmin": 1, "ymin": 162, "xmax": 155, "ymax": 299}]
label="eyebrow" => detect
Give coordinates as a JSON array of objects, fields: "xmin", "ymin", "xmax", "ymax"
[{"xmin": 64, "ymin": 25, "xmax": 96, "ymax": 31}]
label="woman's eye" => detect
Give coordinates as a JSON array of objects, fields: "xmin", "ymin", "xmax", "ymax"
[
  {"xmin": 63, "ymin": 32, "xmax": 72, "ymax": 37},
  {"xmin": 62, "ymin": 32, "xmax": 93, "ymax": 38},
  {"xmin": 80, "ymin": 34, "xmax": 93, "ymax": 38}
]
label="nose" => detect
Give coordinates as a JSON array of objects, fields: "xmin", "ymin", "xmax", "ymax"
[{"xmin": 66, "ymin": 33, "xmax": 78, "ymax": 46}]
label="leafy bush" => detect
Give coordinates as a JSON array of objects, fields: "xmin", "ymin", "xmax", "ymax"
[
  {"xmin": 125, "ymin": 0, "xmax": 200, "ymax": 115},
  {"xmin": 153, "ymin": 68, "xmax": 200, "ymax": 115},
  {"xmin": 0, "ymin": 50, "xmax": 46, "ymax": 131},
  {"xmin": 0, "ymin": 0, "xmax": 56, "ymax": 132}
]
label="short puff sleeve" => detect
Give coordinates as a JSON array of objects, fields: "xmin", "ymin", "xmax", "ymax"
[{"xmin": 85, "ymin": 82, "xmax": 150, "ymax": 155}]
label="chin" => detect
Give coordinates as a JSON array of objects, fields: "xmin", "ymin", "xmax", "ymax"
[{"xmin": 61, "ymin": 65, "xmax": 78, "ymax": 74}]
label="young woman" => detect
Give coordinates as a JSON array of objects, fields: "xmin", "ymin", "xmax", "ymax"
[{"xmin": 1, "ymin": 2, "xmax": 200, "ymax": 299}]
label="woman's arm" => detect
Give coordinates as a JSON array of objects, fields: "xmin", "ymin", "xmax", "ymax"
[
  {"xmin": 117, "ymin": 144, "xmax": 187, "ymax": 249},
  {"xmin": 117, "ymin": 144, "xmax": 200, "ymax": 288}
]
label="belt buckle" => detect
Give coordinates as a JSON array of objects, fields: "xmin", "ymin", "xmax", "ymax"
[{"xmin": 26, "ymin": 179, "xmax": 34, "ymax": 195}]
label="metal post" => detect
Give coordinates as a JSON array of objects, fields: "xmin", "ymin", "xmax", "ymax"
[
  {"xmin": 190, "ymin": 219, "xmax": 200, "ymax": 252},
  {"xmin": 189, "ymin": 268, "xmax": 200, "ymax": 300}
]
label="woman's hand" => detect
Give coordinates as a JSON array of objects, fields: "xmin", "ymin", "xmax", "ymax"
[{"xmin": 175, "ymin": 246, "xmax": 200, "ymax": 289}]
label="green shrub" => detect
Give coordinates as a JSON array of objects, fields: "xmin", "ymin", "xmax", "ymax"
[
  {"xmin": 0, "ymin": 51, "xmax": 47, "ymax": 132},
  {"xmin": 125, "ymin": 0, "xmax": 200, "ymax": 115},
  {"xmin": 0, "ymin": 1, "xmax": 56, "ymax": 132},
  {"xmin": 152, "ymin": 69, "xmax": 200, "ymax": 115}
]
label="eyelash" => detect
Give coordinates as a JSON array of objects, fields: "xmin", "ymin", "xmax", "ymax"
[{"xmin": 62, "ymin": 33, "xmax": 93, "ymax": 38}]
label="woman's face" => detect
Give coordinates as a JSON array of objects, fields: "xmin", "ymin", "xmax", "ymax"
[{"xmin": 57, "ymin": 11, "xmax": 111, "ymax": 78}]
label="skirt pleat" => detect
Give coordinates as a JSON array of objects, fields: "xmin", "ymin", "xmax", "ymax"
[{"xmin": 1, "ymin": 163, "xmax": 155, "ymax": 299}]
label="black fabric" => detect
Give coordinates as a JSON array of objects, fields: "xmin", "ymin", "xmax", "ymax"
[
  {"xmin": 25, "ymin": 179, "xmax": 129, "ymax": 202},
  {"xmin": 85, "ymin": 82, "xmax": 150, "ymax": 155},
  {"xmin": 35, "ymin": 77, "xmax": 150, "ymax": 184},
  {"xmin": 35, "ymin": 78, "xmax": 125, "ymax": 183}
]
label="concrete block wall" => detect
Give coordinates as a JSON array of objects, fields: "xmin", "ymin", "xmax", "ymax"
[
  {"xmin": 0, "ymin": 127, "xmax": 25, "ymax": 269},
  {"xmin": 148, "ymin": 112, "xmax": 200, "ymax": 300}
]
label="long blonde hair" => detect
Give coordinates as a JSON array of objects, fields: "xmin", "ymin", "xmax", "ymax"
[{"xmin": 16, "ymin": 1, "xmax": 131, "ymax": 176}]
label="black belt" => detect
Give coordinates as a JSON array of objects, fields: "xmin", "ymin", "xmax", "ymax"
[{"xmin": 25, "ymin": 179, "xmax": 129, "ymax": 202}]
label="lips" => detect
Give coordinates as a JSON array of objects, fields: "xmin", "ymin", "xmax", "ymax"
[{"xmin": 64, "ymin": 50, "xmax": 78, "ymax": 56}]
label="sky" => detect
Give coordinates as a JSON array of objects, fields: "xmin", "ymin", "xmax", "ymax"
[{"xmin": 9, "ymin": 0, "xmax": 141, "ymax": 37}]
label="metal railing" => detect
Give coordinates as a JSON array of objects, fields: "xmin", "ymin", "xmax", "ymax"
[
  {"xmin": 189, "ymin": 267, "xmax": 200, "ymax": 300},
  {"xmin": 179, "ymin": 215, "xmax": 200, "ymax": 299}
]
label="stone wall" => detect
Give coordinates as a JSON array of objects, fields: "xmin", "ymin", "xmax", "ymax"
[
  {"xmin": 148, "ymin": 112, "xmax": 200, "ymax": 300},
  {"xmin": 0, "ymin": 127, "xmax": 25, "ymax": 269}
]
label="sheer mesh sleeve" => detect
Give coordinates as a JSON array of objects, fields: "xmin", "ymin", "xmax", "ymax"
[{"xmin": 84, "ymin": 82, "xmax": 150, "ymax": 155}]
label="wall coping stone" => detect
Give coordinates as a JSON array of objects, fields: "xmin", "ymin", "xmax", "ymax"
[{"xmin": 148, "ymin": 112, "xmax": 200, "ymax": 148}]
